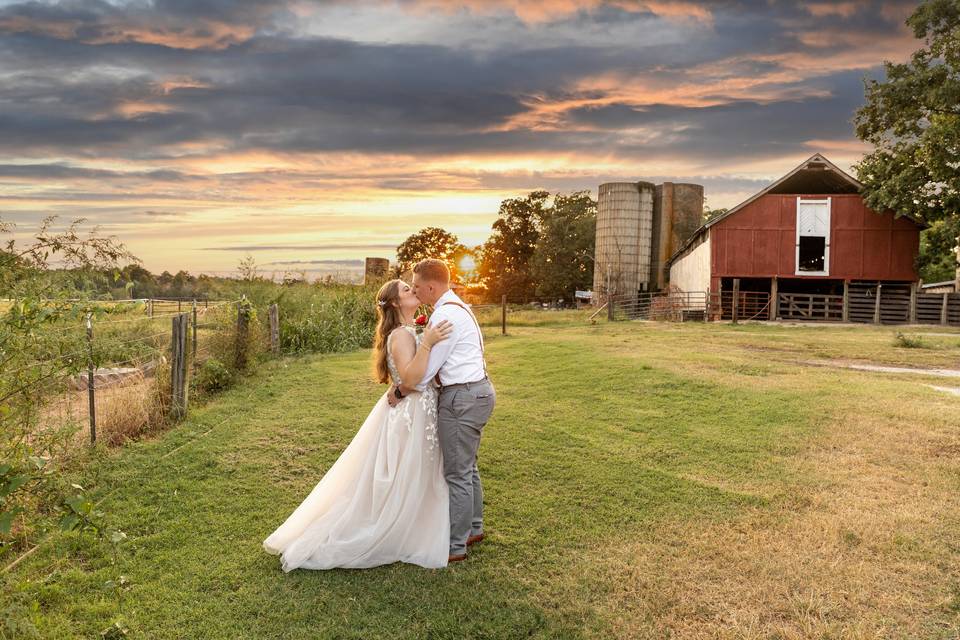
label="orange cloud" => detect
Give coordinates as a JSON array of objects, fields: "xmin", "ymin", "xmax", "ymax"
[{"xmin": 806, "ymin": 2, "xmax": 860, "ymax": 18}]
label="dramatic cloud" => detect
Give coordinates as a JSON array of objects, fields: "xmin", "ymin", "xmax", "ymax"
[{"xmin": 0, "ymin": 0, "xmax": 921, "ymax": 275}]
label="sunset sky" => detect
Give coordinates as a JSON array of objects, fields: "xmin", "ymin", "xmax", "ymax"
[{"xmin": 0, "ymin": 0, "xmax": 922, "ymax": 279}]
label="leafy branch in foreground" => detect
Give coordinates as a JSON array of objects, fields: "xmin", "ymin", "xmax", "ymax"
[{"xmin": 1, "ymin": 215, "xmax": 136, "ymax": 557}]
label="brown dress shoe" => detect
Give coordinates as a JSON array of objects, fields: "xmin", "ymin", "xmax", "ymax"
[
  {"xmin": 448, "ymin": 553, "xmax": 467, "ymax": 563},
  {"xmin": 467, "ymin": 533, "xmax": 485, "ymax": 547}
]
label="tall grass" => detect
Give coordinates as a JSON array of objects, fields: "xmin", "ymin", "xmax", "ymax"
[{"xmin": 214, "ymin": 280, "xmax": 379, "ymax": 354}]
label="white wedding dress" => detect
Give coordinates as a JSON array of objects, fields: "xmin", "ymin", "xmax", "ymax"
[{"xmin": 263, "ymin": 325, "xmax": 450, "ymax": 570}]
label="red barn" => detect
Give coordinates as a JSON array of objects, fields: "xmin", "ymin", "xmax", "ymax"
[{"xmin": 667, "ymin": 154, "xmax": 943, "ymax": 323}]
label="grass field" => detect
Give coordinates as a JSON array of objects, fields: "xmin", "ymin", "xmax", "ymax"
[{"xmin": 6, "ymin": 319, "xmax": 960, "ymax": 639}]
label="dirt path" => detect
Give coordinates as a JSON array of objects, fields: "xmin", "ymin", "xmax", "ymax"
[{"xmin": 804, "ymin": 359, "xmax": 960, "ymax": 378}]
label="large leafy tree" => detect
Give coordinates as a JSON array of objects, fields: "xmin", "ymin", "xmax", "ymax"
[
  {"xmin": 396, "ymin": 227, "xmax": 468, "ymax": 279},
  {"xmin": 477, "ymin": 191, "xmax": 548, "ymax": 302},
  {"xmin": 530, "ymin": 191, "xmax": 596, "ymax": 302},
  {"xmin": 854, "ymin": 0, "xmax": 960, "ymax": 224},
  {"xmin": 918, "ymin": 217, "xmax": 960, "ymax": 282}
]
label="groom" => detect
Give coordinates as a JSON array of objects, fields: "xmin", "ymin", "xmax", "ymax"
[{"xmin": 387, "ymin": 258, "xmax": 496, "ymax": 563}]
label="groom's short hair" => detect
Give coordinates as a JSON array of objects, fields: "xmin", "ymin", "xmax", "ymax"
[{"xmin": 413, "ymin": 258, "xmax": 450, "ymax": 284}]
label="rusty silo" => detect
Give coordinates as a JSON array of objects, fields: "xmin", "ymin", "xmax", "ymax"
[
  {"xmin": 651, "ymin": 182, "xmax": 704, "ymax": 289},
  {"xmin": 593, "ymin": 181, "xmax": 656, "ymax": 301},
  {"xmin": 364, "ymin": 257, "xmax": 390, "ymax": 285}
]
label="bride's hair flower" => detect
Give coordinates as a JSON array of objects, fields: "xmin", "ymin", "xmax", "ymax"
[{"xmin": 415, "ymin": 314, "xmax": 428, "ymax": 326}]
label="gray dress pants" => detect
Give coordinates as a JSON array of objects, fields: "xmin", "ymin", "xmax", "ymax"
[{"xmin": 437, "ymin": 377, "xmax": 495, "ymax": 557}]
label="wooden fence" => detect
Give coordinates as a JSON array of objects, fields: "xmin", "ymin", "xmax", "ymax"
[
  {"xmin": 6, "ymin": 299, "xmax": 257, "ymax": 446},
  {"xmin": 778, "ymin": 292, "xmax": 844, "ymax": 321},
  {"xmin": 605, "ymin": 280, "xmax": 960, "ymax": 327}
]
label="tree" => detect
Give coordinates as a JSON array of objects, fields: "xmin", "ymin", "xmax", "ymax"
[
  {"xmin": 395, "ymin": 227, "xmax": 467, "ymax": 278},
  {"xmin": 477, "ymin": 191, "xmax": 548, "ymax": 301},
  {"xmin": 918, "ymin": 217, "xmax": 960, "ymax": 282},
  {"xmin": 703, "ymin": 206, "xmax": 728, "ymax": 223},
  {"xmin": 854, "ymin": 0, "xmax": 960, "ymax": 225},
  {"xmin": 237, "ymin": 254, "xmax": 259, "ymax": 281},
  {"xmin": 530, "ymin": 191, "xmax": 596, "ymax": 302},
  {"xmin": 119, "ymin": 263, "xmax": 157, "ymax": 298}
]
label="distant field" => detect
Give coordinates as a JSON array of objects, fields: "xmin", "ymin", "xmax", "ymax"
[{"xmin": 5, "ymin": 319, "xmax": 960, "ymax": 638}]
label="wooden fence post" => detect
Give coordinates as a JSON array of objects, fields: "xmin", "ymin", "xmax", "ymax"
[
  {"xmin": 500, "ymin": 295, "xmax": 507, "ymax": 336},
  {"xmin": 269, "ymin": 303, "xmax": 280, "ymax": 355},
  {"xmin": 607, "ymin": 294, "xmax": 615, "ymax": 321},
  {"xmin": 86, "ymin": 313, "xmax": 96, "ymax": 445},
  {"xmin": 171, "ymin": 313, "xmax": 188, "ymax": 419},
  {"xmin": 873, "ymin": 283, "xmax": 882, "ymax": 325},
  {"xmin": 192, "ymin": 300, "xmax": 198, "ymax": 362},
  {"xmin": 235, "ymin": 298, "xmax": 249, "ymax": 370},
  {"xmin": 908, "ymin": 283, "xmax": 918, "ymax": 325},
  {"xmin": 732, "ymin": 278, "xmax": 740, "ymax": 324},
  {"xmin": 147, "ymin": 298, "xmax": 153, "ymax": 317},
  {"xmin": 942, "ymin": 292, "xmax": 950, "ymax": 326},
  {"xmin": 769, "ymin": 277, "xmax": 778, "ymax": 321},
  {"xmin": 842, "ymin": 281, "xmax": 850, "ymax": 323}
]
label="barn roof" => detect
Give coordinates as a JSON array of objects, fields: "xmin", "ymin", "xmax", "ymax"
[{"xmin": 667, "ymin": 153, "xmax": 926, "ymax": 267}]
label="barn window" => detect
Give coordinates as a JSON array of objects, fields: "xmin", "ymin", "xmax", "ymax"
[
  {"xmin": 795, "ymin": 197, "xmax": 831, "ymax": 276},
  {"xmin": 798, "ymin": 236, "xmax": 826, "ymax": 271}
]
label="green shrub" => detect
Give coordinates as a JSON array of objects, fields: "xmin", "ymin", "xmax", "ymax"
[
  {"xmin": 893, "ymin": 332, "xmax": 928, "ymax": 349},
  {"xmin": 193, "ymin": 358, "xmax": 233, "ymax": 394}
]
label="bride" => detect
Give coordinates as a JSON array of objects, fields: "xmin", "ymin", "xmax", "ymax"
[{"xmin": 263, "ymin": 279, "xmax": 453, "ymax": 570}]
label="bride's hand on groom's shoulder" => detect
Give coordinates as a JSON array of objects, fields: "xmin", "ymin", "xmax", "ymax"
[{"xmin": 422, "ymin": 319, "xmax": 453, "ymax": 348}]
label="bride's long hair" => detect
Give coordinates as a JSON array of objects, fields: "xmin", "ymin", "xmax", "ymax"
[{"xmin": 371, "ymin": 279, "xmax": 404, "ymax": 384}]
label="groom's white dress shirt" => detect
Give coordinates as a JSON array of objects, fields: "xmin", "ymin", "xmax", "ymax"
[{"xmin": 417, "ymin": 289, "xmax": 486, "ymax": 390}]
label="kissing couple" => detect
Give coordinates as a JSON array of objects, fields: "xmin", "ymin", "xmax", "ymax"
[{"xmin": 263, "ymin": 258, "xmax": 496, "ymax": 569}]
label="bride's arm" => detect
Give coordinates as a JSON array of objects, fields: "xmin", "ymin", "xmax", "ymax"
[{"xmin": 389, "ymin": 322, "xmax": 452, "ymax": 392}]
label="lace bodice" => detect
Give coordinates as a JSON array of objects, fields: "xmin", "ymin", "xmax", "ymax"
[
  {"xmin": 386, "ymin": 325, "xmax": 419, "ymax": 387},
  {"xmin": 385, "ymin": 324, "xmax": 439, "ymax": 454}
]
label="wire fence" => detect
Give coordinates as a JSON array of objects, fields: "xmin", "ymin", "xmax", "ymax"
[
  {"xmin": 3, "ymin": 299, "xmax": 249, "ymax": 450},
  {"xmin": 3, "ymin": 293, "xmax": 522, "ymax": 453}
]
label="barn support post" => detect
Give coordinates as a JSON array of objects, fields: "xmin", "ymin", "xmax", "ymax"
[
  {"xmin": 873, "ymin": 283, "xmax": 882, "ymax": 325},
  {"xmin": 842, "ymin": 281, "xmax": 850, "ymax": 322},
  {"xmin": 942, "ymin": 293, "xmax": 950, "ymax": 325},
  {"xmin": 732, "ymin": 278, "xmax": 740, "ymax": 324},
  {"xmin": 716, "ymin": 280, "xmax": 723, "ymax": 321},
  {"xmin": 908, "ymin": 283, "xmax": 918, "ymax": 324},
  {"xmin": 769, "ymin": 277, "xmax": 778, "ymax": 321}
]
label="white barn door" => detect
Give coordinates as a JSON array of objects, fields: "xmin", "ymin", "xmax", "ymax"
[{"xmin": 796, "ymin": 197, "xmax": 831, "ymax": 275}]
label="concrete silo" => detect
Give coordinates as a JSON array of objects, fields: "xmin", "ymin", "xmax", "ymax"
[
  {"xmin": 651, "ymin": 182, "xmax": 704, "ymax": 290},
  {"xmin": 593, "ymin": 181, "xmax": 656, "ymax": 301}
]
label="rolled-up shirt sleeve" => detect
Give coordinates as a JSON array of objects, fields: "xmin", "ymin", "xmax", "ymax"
[{"xmin": 417, "ymin": 309, "xmax": 458, "ymax": 389}]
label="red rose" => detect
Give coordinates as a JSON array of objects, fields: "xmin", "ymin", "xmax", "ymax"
[{"xmin": 415, "ymin": 314, "xmax": 428, "ymax": 326}]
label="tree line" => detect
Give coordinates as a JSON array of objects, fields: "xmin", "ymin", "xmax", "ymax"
[{"xmin": 395, "ymin": 190, "xmax": 596, "ymax": 304}]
